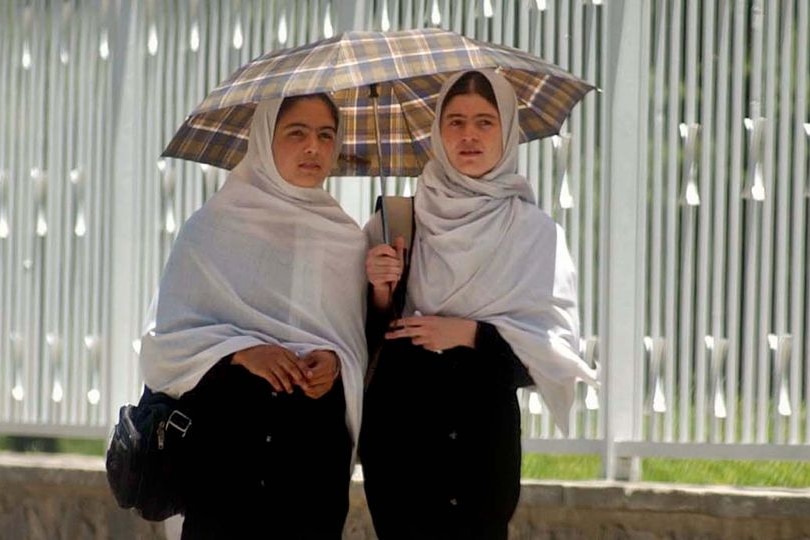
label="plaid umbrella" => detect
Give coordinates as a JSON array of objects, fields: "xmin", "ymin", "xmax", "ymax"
[{"xmin": 163, "ymin": 28, "xmax": 595, "ymax": 177}]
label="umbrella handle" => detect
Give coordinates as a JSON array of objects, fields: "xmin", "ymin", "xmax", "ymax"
[{"xmin": 369, "ymin": 83, "xmax": 390, "ymax": 244}]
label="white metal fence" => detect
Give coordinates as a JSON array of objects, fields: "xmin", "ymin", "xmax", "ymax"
[{"xmin": 0, "ymin": 0, "xmax": 807, "ymax": 478}]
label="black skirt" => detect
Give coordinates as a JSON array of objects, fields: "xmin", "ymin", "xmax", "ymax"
[
  {"xmin": 359, "ymin": 335, "xmax": 524, "ymax": 540},
  {"xmin": 179, "ymin": 359, "xmax": 352, "ymax": 540}
]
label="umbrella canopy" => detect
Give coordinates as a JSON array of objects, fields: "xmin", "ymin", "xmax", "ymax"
[{"xmin": 163, "ymin": 28, "xmax": 595, "ymax": 177}]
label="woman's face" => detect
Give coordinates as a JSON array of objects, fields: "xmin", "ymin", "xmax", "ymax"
[
  {"xmin": 272, "ymin": 97, "xmax": 337, "ymax": 188},
  {"xmin": 439, "ymin": 93, "xmax": 503, "ymax": 178}
]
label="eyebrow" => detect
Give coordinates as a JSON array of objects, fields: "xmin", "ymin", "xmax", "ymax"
[
  {"xmin": 280, "ymin": 122, "xmax": 337, "ymax": 132},
  {"xmin": 443, "ymin": 112, "xmax": 498, "ymax": 120}
]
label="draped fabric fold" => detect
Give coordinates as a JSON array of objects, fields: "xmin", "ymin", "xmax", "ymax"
[
  {"xmin": 407, "ymin": 70, "xmax": 597, "ymax": 434},
  {"xmin": 140, "ymin": 98, "xmax": 368, "ymax": 444}
]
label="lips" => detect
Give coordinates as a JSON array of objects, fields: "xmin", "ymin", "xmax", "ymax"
[
  {"xmin": 458, "ymin": 149, "xmax": 482, "ymax": 156},
  {"xmin": 299, "ymin": 161, "xmax": 321, "ymax": 170}
]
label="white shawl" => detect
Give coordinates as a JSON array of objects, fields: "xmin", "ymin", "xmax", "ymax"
[
  {"xmin": 140, "ymin": 98, "xmax": 368, "ymax": 444},
  {"xmin": 407, "ymin": 70, "xmax": 598, "ymax": 434}
]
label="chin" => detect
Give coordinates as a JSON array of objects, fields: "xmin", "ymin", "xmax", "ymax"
[
  {"xmin": 456, "ymin": 166, "xmax": 485, "ymax": 178},
  {"xmin": 286, "ymin": 176, "xmax": 326, "ymax": 188}
]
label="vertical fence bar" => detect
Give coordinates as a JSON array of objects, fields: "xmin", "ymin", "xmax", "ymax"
[
  {"xmin": 742, "ymin": 0, "xmax": 763, "ymax": 443},
  {"xmin": 636, "ymin": 0, "xmax": 651, "ymax": 447},
  {"xmin": 98, "ymin": 0, "xmax": 114, "ymax": 427},
  {"xmin": 678, "ymin": 0, "xmax": 698, "ymax": 444},
  {"xmin": 110, "ymin": 0, "xmax": 144, "ymax": 419},
  {"xmin": 89, "ymin": 1, "xmax": 106, "ymax": 424},
  {"xmin": 602, "ymin": 0, "xmax": 645, "ymax": 480},
  {"xmin": 664, "ymin": 0, "xmax": 680, "ymax": 443},
  {"xmin": 711, "ymin": 0, "xmax": 731, "ymax": 443},
  {"xmin": 751, "ymin": 0, "xmax": 771, "ymax": 444},
  {"xmin": 793, "ymin": 0, "xmax": 809, "ymax": 445},
  {"xmin": 0, "ymin": 0, "xmax": 12, "ymax": 419},
  {"xmin": 646, "ymin": 2, "xmax": 666, "ymax": 442},
  {"xmin": 72, "ymin": 3, "xmax": 93, "ymax": 425},
  {"xmin": 30, "ymin": 1, "xmax": 47, "ymax": 426},
  {"xmin": 62, "ymin": 3, "xmax": 79, "ymax": 425},
  {"xmin": 43, "ymin": 3, "xmax": 60, "ymax": 426},
  {"xmin": 729, "ymin": 0, "xmax": 747, "ymax": 443},
  {"xmin": 540, "ymin": 1, "xmax": 554, "ymax": 212},
  {"xmin": 693, "ymin": 0, "xmax": 714, "ymax": 443},
  {"xmin": 7, "ymin": 1, "xmax": 24, "ymax": 425},
  {"xmin": 773, "ymin": 0, "xmax": 793, "ymax": 443},
  {"xmin": 582, "ymin": 0, "xmax": 598, "ymax": 353}
]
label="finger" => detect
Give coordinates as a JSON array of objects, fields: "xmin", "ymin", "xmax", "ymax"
[
  {"xmin": 267, "ymin": 363, "xmax": 296, "ymax": 393},
  {"xmin": 305, "ymin": 361, "xmax": 334, "ymax": 384},
  {"xmin": 371, "ymin": 255, "xmax": 403, "ymax": 267},
  {"xmin": 273, "ymin": 355, "xmax": 305, "ymax": 384},
  {"xmin": 307, "ymin": 371, "xmax": 333, "ymax": 386},
  {"xmin": 393, "ymin": 236, "xmax": 405, "ymax": 265},
  {"xmin": 392, "ymin": 317, "xmax": 425, "ymax": 328},
  {"xmin": 369, "ymin": 245, "xmax": 398, "ymax": 259},
  {"xmin": 370, "ymin": 266, "xmax": 402, "ymax": 278},
  {"xmin": 368, "ymin": 262, "xmax": 403, "ymax": 280},
  {"xmin": 371, "ymin": 273, "xmax": 402, "ymax": 286},
  {"xmin": 309, "ymin": 381, "xmax": 332, "ymax": 397},
  {"xmin": 262, "ymin": 371, "xmax": 284, "ymax": 393},
  {"xmin": 385, "ymin": 327, "xmax": 418, "ymax": 340},
  {"xmin": 267, "ymin": 355, "xmax": 297, "ymax": 394}
]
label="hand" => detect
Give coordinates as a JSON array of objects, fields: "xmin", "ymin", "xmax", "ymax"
[
  {"xmin": 366, "ymin": 236, "xmax": 405, "ymax": 310},
  {"xmin": 385, "ymin": 315, "xmax": 477, "ymax": 353},
  {"xmin": 299, "ymin": 349, "xmax": 341, "ymax": 399},
  {"xmin": 232, "ymin": 345, "xmax": 308, "ymax": 394}
]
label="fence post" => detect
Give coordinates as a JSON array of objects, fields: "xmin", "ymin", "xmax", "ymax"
[
  {"xmin": 107, "ymin": 1, "xmax": 141, "ymax": 427},
  {"xmin": 600, "ymin": 0, "xmax": 647, "ymax": 481}
]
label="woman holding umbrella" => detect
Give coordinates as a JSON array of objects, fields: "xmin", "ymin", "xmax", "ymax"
[
  {"xmin": 139, "ymin": 94, "xmax": 367, "ymax": 539},
  {"xmin": 361, "ymin": 70, "xmax": 598, "ymax": 539}
]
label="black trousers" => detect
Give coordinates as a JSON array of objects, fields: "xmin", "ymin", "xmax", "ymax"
[
  {"xmin": 360, "ymin": 339, "xmax": 522, "ymax": 540},
  {"xmin": 179, "ymin": 360, "xmax": 352, "ymax": 540}
]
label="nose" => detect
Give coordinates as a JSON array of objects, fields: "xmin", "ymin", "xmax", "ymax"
[
  {"xmin": 460, "ymin": 124, "xmax": 478, "ymax": 142},
  {"xmin": 304, "ymin": 132, "xmax": 319, "ymax": 154}
]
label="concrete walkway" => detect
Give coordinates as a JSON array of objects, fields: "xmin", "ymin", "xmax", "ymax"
[{"xmin": 2, "ymin": 452, "xmax": 810, "ymax": 539}]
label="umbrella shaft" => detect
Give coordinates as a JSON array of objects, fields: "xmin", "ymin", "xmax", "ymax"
[{"xmin": 370, "ymin": 83, "xmax": 390, "ymax": 243}]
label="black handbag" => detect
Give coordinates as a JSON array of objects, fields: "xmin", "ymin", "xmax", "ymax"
[{"xmin": 105, "ymin": 386, "xmax": 192, "ymax": 521}]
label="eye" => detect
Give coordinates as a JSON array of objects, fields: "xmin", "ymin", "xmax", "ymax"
[
  {"xmin": 477, "ymin": 119, "xmax": 494, "ymax": 128},
  {"xmin": 288, "ymin": 129, "xmax": 305, "ymax": 138},
  {"xmin": 319, "ymin": 131, "xmax": 335, "ymax": 141}
]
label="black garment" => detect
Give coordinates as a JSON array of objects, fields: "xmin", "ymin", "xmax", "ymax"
[
  {"xmin": 179, "ymin": 357, "xmax": 352, "ymax": 540},
  {"xmin": 359, "ymin": 322, "xmax": 532, "ymax": 540}
]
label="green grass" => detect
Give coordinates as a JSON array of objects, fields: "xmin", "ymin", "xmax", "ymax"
[
  {"xmin": 522, "ymin": 453, "xmax": 602, "ymax": 480},
  {"xmin": 2, "ymin": 438, "xmax": 808, "ymax": 488},
  {"xmin": 641, "ymin": 458, "xmax": 810, "ymax": 488},
  {"xmin": 0, "ymin": 436, "xmax": 106, "ymax": 456},
  {"xmin": 522, "ymin": 453, "xmax": 810, "ymax": 488}
]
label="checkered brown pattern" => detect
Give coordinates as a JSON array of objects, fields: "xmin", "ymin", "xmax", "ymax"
[{"xmin": 162, "ymin": 28, "xmax": 595, "ymax": 176}]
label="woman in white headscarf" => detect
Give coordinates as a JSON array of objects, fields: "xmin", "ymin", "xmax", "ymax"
[
  {"xmin": 139, "ymin": 94, "xmax": 367, "ymax": 539},
  {"xmin": 360, "ymin": 70, "xmax": 598, "ymax": 539}
]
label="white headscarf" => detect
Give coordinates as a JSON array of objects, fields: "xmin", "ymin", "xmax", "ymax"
[
  {"xmin": 408, "ymin": 70, "xmax": 597, "ymax": 435},
  {"xmin": 140, "ymin": 97, "xmax": 368, "ymax": 444}
]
